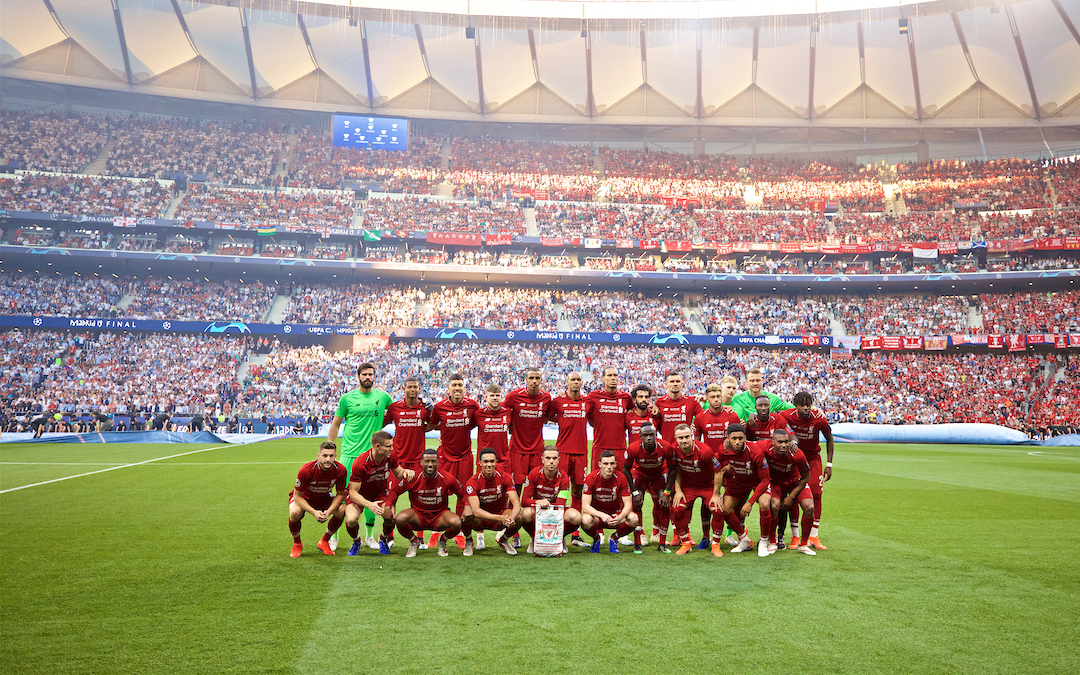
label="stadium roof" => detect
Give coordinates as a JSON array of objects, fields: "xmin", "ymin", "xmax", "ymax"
[{"xmin": 3, "ymin": 0, "xmax": 1079, "ymax": 153}]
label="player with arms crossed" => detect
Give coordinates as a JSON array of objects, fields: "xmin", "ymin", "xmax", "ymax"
[
  {"xmin": 521, "ymin": 445, "xmax": 583, "ymax": 555},
  {"xmin": 463, "ymin": 448, "xmax": 522, "ymax": 556},
  {"xmin": 327, "ymin": 361, "xmax": 392, "ymax": 551},
  {"xmin": 669, "ymin": 423, "xmax": 718, "ymax": 555},
  {"xmin": 344, "ymin": 431, "xmax": 415, "ymax": 556},
  {"xmin": 383, "ymin": 376, "xmax": 431, "ymax": 546},
  {"xmin": 731, "ymin": 367, "xmax": 794, "ymax": 422},
  {"xmin": 427, "ymin": 373, "xmax": 480, "ymax": 549},
  {"xmin": 504, "ymin": 368, "xmax": 552, "ymax": 492},
  {"xmin": 387, "ymin": 448, "xmax": 467, "ymax": 558},
  {"xmin": 547, "ymin": 371, "xmax": 591, "ymax": 548},
  {"xmin": 622, "ymin": 424, "xmax": 675, "ymax": 553},
  {"xmin": 587, "ymin": 366, "xmax": 633, "ymax": 470},
  {"xmin": 710, "ymin": 424, "xmax": 773, "ymax": 558},
  {"xmin": 763, "ymin": 428, "xmax": 817, "ymax": 556},
  {"xmin": 287, "ymin": 441, "xmax": 347, "ymax": 558},
  {"xmin": 581, "ymin": 450, "xmax": 639, "ymax": 553},
  {"xmin": 779, "ymin": 391, "xmax": 834, "ymax": 550}
]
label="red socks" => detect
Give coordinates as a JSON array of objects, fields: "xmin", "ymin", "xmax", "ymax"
[{"xmin": 289, "ymin": 518, "xmax": 302, "ymax": 544}]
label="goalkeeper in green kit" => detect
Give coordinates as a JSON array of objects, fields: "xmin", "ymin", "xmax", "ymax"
[{"xmin": 326, "ymin": 361, "xmax": 392, "ymax": 551}]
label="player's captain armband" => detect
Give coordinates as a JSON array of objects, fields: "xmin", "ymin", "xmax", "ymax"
[{"xmin": 557, "ymin": 489, "xmax": 571, "ymax": 503}]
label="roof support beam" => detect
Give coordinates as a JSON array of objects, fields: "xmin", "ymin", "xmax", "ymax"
[
  {"xmin": 413, "ymin": 24, "xmax": 430, "ymax": 78},
  {"xmin": 40, "ymin": 0, "xmax": 70, "ymax": 39},
  {"xmin": 295, "ymin": 13, "xmax": 319, "ymax": 70},
  {"xmin": 751, "ymin": 24, "xmax": 759, "ymax": 84},
  {"xmin": 694, "ymin": 26, "xmax": 704, "ymax": 118},
  {"xmin": 584, "ymin": 28, "xmax": 596, "ymax": 117},
  {"xmin": 474, "ymin": 30, "xmax": 486, "ymax": 113},
  {"xmin": 808, "ymin": 24, "xmax": 817, "ymax": 121},
  {"xmin": 904, "ymin": 19, "xmax": 924, "ymax": 120},
  {"xmin": 639, "ymin": 28, "xmax": 647, "ymax": 84},
  {"xmin": 109, "ymin": 0, "xmax": 133, "ymax": 86},
  {"xmin": 359, "ymin": 18, "xmax": 375, "ymax": 108},
  {"xmin": 950, "ymin": 12, "xmax": 979, "ymax": 81},
  {"xmin": 169, "ymin": 0, "xmax": 200, "ymax": 56},
  {"xmin": 857, "ymin": 22, "xmax": 865, "ymax": 84},
  {"xmin": 1050, "ymin": 0, "xmax": 1080, "ymax": 47},
  {"xmin": 1005, "ymin": 5, "xmax": 1042, "ymax": 120},
  {"xmin": 239, "ymin": 9, "xmax": 259, "ymax": 99},
  {"xmin": 527, "ymin": 29, "xmax": 539, "ymax": 82}
]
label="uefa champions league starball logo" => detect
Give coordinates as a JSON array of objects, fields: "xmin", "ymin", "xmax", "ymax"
[
  {"xmin": 162, "ymin": 322, "xmax": 171, "ymax": 330},
  {"xmin": 33, "ymin": 318, "xmax": 42, "ymax": 326},
  {"xmin": 507, "ymin": 331, "xmax": 515, "ymax": 339},
  {"xmin": 284, "ymin": 325, "xmax": 292, "ymax": 333}
]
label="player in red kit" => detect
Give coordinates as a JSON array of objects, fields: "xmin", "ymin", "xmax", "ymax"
[
  {"xmin": 669, "ymin": 423, "xmax": 718, "ymax": 555},
  {"xmin": 344, "ymin": 431, "xmax": 415, "ymax": 556},
  {"xmin": 387, "ymin": 448, "xmax": 467, "ymax": 558},
  {"xmin": 547, "ymin": 371, "xmax": 591, "ymax": 547},
  {"xmin": 521, "ymin": 446, "xmax": 582, "ymax": 554},
  {"xmin": 287, "ymin": 441, "xmax": 347, "ymax": 558},
  {"xmin": 746, "ymin": 395, "xmax": 792, "ymax": 441},
  {"xmin": 587, "ymin": 366, "xmax": 633, "ymax": 471},
  {"xmin": 622, "ymin": 424, "xmax": 674, "ymax": 553},
  {"xmin": 687, "ymin": 379, "xmax": 740, "ymax": 548},
  {"xmin": 581, "ymin": 450, "xmax": 638, "ymax": 553},
  {"xmin": 474, "ymin": 383, "xmax": 511, "ymax": 474},
  {"xmin": 710, "ymin": 424, "xmax": 773, "ymax": 557},
  {"xmin": 383, "ymin": 377, "xmax": 430, "ymax": 472},
  {"xmin": 464, "ymin": 448, "xmax": 522, "ymax": 556},
  {"xmin": 625, "ymin": 384, "xmax": 662, "ymax": 448},
  {"xmin": 427, "ymin": 373, "xmax": 479, "ymax": 550},
  {"xmin": 763, "ymin": 428, "xmax": 817, "ymax": 556},
  {"xmin": 504, "ymin": 367, "xmax": 552, "ymax": 489},
  {"xmin": 656, "ymin": 371, "xmax": 705, "ymax": 443},
  {"xmin": 779, "ymin": 391, "xmax": 834, "ymax": 550}
]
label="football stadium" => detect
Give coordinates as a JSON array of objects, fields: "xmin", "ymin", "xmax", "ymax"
[{"xmin": 1, "ymin": 0, "xmax": 1079, "ymax": 672}]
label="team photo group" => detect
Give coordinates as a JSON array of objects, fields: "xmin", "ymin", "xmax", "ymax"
[{"xmin": 287, "ymin": 360, "xmax": 835, "ymax": 560}]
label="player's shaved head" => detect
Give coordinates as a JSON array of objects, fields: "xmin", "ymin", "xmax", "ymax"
[{"xmin": 422, "ymin": 447, "xmax": 438, "ymax": 457}]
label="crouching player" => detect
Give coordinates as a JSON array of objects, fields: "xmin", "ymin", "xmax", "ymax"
[
  {"xmin": 581, "ymin": 450, "xmax": 639, "ymax": 553},
  {"xmin": 521, "ymin": 445, "xmax": 582, "ymax": 555},
  {"xmin": 622, "ymin": 424, "xmax": 674, "ymax": 553},
  {"xmin": 344, "ymin": 431, "xmax": 415, "ymax": 556},
  {"xmin": 464, "ymin": 448, "xmax": 522, "ymax": 556},
  {"xmin": 288, "ymin": 441, "xmax": 347, "ymax": 558},
  {"xmin": 764, "ymin": 429, "xmax": 817, "ymax": 556},
  {"xmin": 709, "ymin": 424, "xmax": 773, "ymax": 557},
  {"xmin": 387, "ymin": 447, "xmax": 467, "ymax": 558}
]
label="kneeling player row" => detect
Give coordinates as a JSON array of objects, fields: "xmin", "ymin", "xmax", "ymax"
[{"xmin": 287, "ymin": 423, "xmax": 822, "ymax": 559}]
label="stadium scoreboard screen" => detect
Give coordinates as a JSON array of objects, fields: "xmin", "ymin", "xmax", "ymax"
[{"xmin": 332, "ymin": 114, "xmax": 409, "ymax": 151}]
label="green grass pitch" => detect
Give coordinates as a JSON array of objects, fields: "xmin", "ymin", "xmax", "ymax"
[{"xmin": 1, "ymin": 438, "xmax": 1078, "ymax": 674}]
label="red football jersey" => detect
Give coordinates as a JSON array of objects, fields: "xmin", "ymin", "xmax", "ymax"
[
  {"xmin": 779, "ymin": 408, "xmax": 831, "ymax": 457},
  {"xmin": 465, "ymin": 470, "xmax": 516, "ymax": 513},
  {"xmin": 765, "ymin": 445, "xmax": 810, "ymax": 485},
  {"xmin": 582, "ymin": 469, "xmax": 631, "ymax": 515},
  {"xmin": 696, "ymin": 406, "xmax": 742, "ymax": 454},
  {"xmin": 291, "ymin": 460, "xmax": 347, "ymax": 501},
  {"xmin": 504, "ymin": 388, "xmax": 552, "ymax": 455},
  {"xmin": 429, "ymin": 396, "xmax": 479, "ymax": 461},
  {"xmin": 383, "ymin": 400, "xmax": 430, "ymax": 466},
  {"xmin": 349, "ymin": 451, "xmax": 399, "ymax": 500},
  {"xmin": 625, "ymin": 438, "xmax": 675, "ymax": 478},
  {"xmin": 655, "ymin": 395, "xmax": 704, "ymax": 443},
  {"xmin": 587, "ymin": 389, "xmax": 632, "ymax": 449},
  {"xmin": 624, "ymin": 409, "xmax": 662, "ymax": 447},
  {"xmin": 671, "ymin": 440, "xmax": 716, "ymax": 492},
  {"xmin": 474, "ymin": 406, "xmax": 511, "ymax": 465},
  {"xmin": 548, "ymin": 394, "xmax": 590, "ymax": 456},
  {"xmin": 746, "ymin": 412, "xmax": 792, "ymax": 442},
  {"xmin": 386, "ymin": 469, "xmax": 464, "ymax": 517},
  {"xmin": 724, "ymin": 440, "xmax": 772, "ymax": 492},
  {"xmin": 521, "ymin": 465, "xmax": 571, "ymax": 506}
]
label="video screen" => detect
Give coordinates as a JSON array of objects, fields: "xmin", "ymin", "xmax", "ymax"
[{"xmin": 331, "ymin": 114, "xmax": 408, "ymax": 151}]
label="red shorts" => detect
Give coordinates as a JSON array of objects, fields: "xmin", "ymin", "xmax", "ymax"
[
  {"xmin": 558, "ymin": 453, "xmax": 589, "ymax": 486},
  {"xmin": 724, "ymin": 483, "xmax": 761, "ymax": 506},
  {"xmin": 289, "ymin": 491, "xmax": 333, "ymax": 512},
  {"xmin": 415, "ymin": 508, "xmax": 453, "ymax": 531},
  {"xmin": 807, "ymin": 455, "xmax": 824, "ymax": 496},
  {"xmin": 672, "ymin": 486, "xmax": 713, "ymax": 513},
  {"xmin": 591, "ymin": 446, "xmax": 627, "ymax": 471},
  {"xmin": 632, "ymin": 472, "xmax": 667, "ymax": 495},
  {"xmin": 510, "ymin": 452, "xmax": 541, "ymax": 485},
  {"xmin": 770, "ymin": 481, "xmax": 812, "ymax": 503},
  {"xmin": 472, "ymin": 516, "xmax": 507, "ymax": 531},
  {"xmin": 440, "ymin": 455, "xmax": 474, "ymax": 487}
]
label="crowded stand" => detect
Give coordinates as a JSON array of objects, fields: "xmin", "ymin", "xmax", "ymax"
[
  {"xmin": 115, "ymin": 234, "xmax": 159, "ymax": 252},
  {"xmin": 0, "ymin": 110, "xmax": 112, "ymax": 174},
  {"xmin": 0, "ymin": 331, "xmax": 247, "ymax": 416},
  {"xmin": 0, "ymin": 174, "xmax": 172, "ymax": 217},
  {"xmin": 122, "ymin": 278, "xmax": 276, "ymax": 322},
  {"xmin": 362, "ymin": 197, "xmax": 525, "ymax": 234},
  {"xmin": 3, "ymin": 226, "xmax": 55, "ymax": 247},
  {"xmin": 57, "ymin": 229, "xmax": 106, "ymax": 250},
  {"xmin": 977, "ymin": 290, "xmax": 1080, "ymax": 334},
  {"xmin": 1026, "ymin": 355, "xmax": 1079, "ymax": 429},
  {"xmin": 601, "ymin": 148, "xmax": 740, "ymax": 181},
  {"xmin": 538, "ymin": 254, "xmax": 574, "ymax": 268},
  {"xmin": 216, "ymin": 237, "xmax": 254, "ymax": 256},
  {"xmin": 450, "ymin": 170, "xmax": 598, "ymax": 202},
  {"xmin": 174, "ymin": 184, "xmax": 354, "ymax": 228},
  {"xmin": 284, "ymin": 131, "xmax": 442, "ymax": 191},
  {"xmin": 105, "ymin": 117, "xmax": 285, "ymax": 185},
  {"xmin": 162, "ymin": 234, "xmax": 208, "ymax": 254},
  {"xmin": 450, "ymin": 136, "xmax": 594, "ymax": 175},
  {"xmin": 280, "ymin": 283, "xmax": 421, "ymax": 327},
  {"xmin": 0, "ymin": 273, "xmax": 124, "ymax": 317},
  {"xmin": 832, "ymin": 294, "xmax": 971, "ymax": 336},
  {"xmin": 756, "ymin": 179, "xmax": 883, "ymax": 212},
  {"xmin": 697, "ymin": 295, "xmax": 831, "ymax": 335},
  {"xmin": 895, "ymin": 158, "xmax": 1050, "ymax": 211},
  {"xmin": 309, "ymin": 243, "xmax": 350, "ymax": 260},
  {"xmin": 419, "ymin": 287, "xmax": 558, "ymax": 330},
  {"xmin": 258, "ymin": 240, "xmax": 302, "ymax": 258},
  {"xmin": 410, "ymin": 248, "xmax": 449, "ymax": 264},
  {"xmin": 559, "ymin": 291, "xmax": 689, "ymax": 333},
  {"xmin": 1047, "ymin": 161, "xmax": 1080, "ymax": 207}
]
